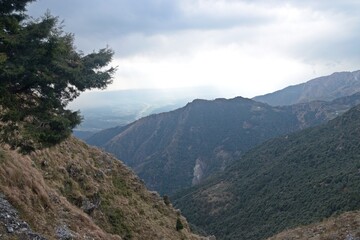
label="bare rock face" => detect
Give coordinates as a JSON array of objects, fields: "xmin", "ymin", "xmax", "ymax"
[
  {"xmin": 346, "ymin": 234, "xmax": 360, "ymax": 240},
  {"xmin": 192, "ymin": 158, "xmax": 205, "ymax": 185},
  {"xmin": 56, "ymin": 225, "xmax": 74, "ymax": 240},
  {"xmin": 0, "ymin": 193, "xmax": 47, "ymax": 240}
]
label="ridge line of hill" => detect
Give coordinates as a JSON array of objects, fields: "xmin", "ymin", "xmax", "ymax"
[
  {"xmin": 253, "ymin": 70, "xmax": 360, "ymax": 106},
  {"xmin": 86, "ymin": 91, "xmax": 360, "ymax": 195}
]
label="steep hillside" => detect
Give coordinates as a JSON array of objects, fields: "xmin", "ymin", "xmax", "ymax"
[
  {"xmin": 268, "ymin": 210, "xmax": 360, "ymax": 240},
  {"xmin": 87, "ymin": 93, "xmax": 360, "ymax": 195},
  {"xmin": 90, "ymin": 97, "xmax": 300, "ymax": 195},
  {"xmin": 86, "ymin": 125, "xmax": 126, "ymax": 147},
  {"xmin": 0, "ymin": 138, "xmax": 204, "ymax": 240},
  {"xmin": 173, "ymin": 104, "xmax": 360, "ymax": 240},
  {"xmin": 253, "ymin": 70, "xmax": 360, "ymax": 106}
]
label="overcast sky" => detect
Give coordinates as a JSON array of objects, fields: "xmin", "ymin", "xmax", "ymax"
[{"xmin": 28, "ymin": 0, "xmax": 360, "ymax": 98}]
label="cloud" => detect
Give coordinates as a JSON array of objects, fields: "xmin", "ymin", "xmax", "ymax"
[
  {"xmin": 27, "ymin": 0, "xmax": 360, "ymax": 98},
  {"xmin": 111, "ymin": 44, "xmax": 311, "ymax": 97},
  {"xmin": 29, "ymin": 0, "xmax": 269, "ymax": 34}
]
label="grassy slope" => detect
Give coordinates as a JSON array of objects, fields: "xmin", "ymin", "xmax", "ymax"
[
  {"xmin": 174, "ymin": 105, "xmax": 360, "ymax": 240},
  {"xmin": 268, "ymin": 210, "xmax": 360, "ymax": 240},
  {"xmin": 0, "ymin": 138, "xmax": 203, "ymax": 240}
]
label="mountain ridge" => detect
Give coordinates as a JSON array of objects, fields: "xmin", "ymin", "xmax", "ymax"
[
  {"xmin": 87, "ymin": 92, "xmax": 360, "ymax": 195},
  {"xmin": 253, "ymin": 70, "xmax": 360, "ymax": 106}
]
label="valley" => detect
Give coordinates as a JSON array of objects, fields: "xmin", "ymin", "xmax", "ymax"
[
  {"xmin": 82, "ymin": 70, "xmax": 360, "ymax": 239},
  {"xmin": 3, "ymin": 0, "xmax": 360, "ymax": 239},
  {"xmin": 86, "ymin": 90, "xmax": 360, "ymax": 195}
]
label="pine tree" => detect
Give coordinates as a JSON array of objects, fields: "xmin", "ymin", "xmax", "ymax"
[{"xmin": 0, "ymin": 0, "xmax": 116, "ymax": 152}]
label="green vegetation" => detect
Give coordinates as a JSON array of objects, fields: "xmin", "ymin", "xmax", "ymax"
[
  {"xmin": 0, "ymin": 150, "xmax": 5, "ymax": 163},
  {"xmin": 112, "ymin": 175, "xmax": 132, "ymax": 196},
  {"xmin": 100, "ymin": 198, "xmax": 132, "ymax": 239},
  {"xmin": 0, "ymin": 0, "xmax": 115, "ymax": 152},
  {"xmin": 174, "ymin": 105, "xmax": 360, "ymax": 240},
  {"xmin": 176, "ymin": 218, "xmax": 184, "ymax": 231}
]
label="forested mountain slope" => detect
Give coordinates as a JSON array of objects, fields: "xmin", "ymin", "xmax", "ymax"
[
  {"xmin": 253, "ymin": 70, "xmax": 360, "ymax": 106},
  {"xmin": 173, "ymin": 104, "xmax": 360, "ymax": 240},
  {"xmin": 88, "ymin": 93, "xmax": 360, "ymax": 195},
  {"xmin": 0, "ymin": 138, "xmax": 203, "ymax": 240}
]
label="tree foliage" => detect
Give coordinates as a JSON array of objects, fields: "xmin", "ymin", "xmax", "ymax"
[
  {"xmin": 176, "ymin": 218, "xmax": 184, "ymax": 231},
  {"xmin": 0, "ymin": 0, "xmax": 116, "ymax": 152}
]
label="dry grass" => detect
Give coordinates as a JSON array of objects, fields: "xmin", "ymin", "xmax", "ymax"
[
  {"xmin": 268, "ymin": 210, "xmax": 360, "ymax": 240},
  {"xmin": 0, "ymin": 138, "xmax": 204, "ymax": 240}
]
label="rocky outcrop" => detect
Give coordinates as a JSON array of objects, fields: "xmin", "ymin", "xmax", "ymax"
[{"xmin": 0, "ymin": 193, "xmax": 46, "ymax": 240}]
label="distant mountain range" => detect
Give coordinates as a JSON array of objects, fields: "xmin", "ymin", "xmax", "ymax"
[
  {"xmin": 74, "ymin": 70, "xmax": 360, "ymax": 138},
  {"xmin": 253, "ymin": 70, "xmax": 360, "ymax": 106},
  {"xmin": 173, "ymin": 104, "xmax": 360, "ymax": 240},
  {"xmin": 87, "ymin": 92, "xmax": 360, "ymax": 195}
]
